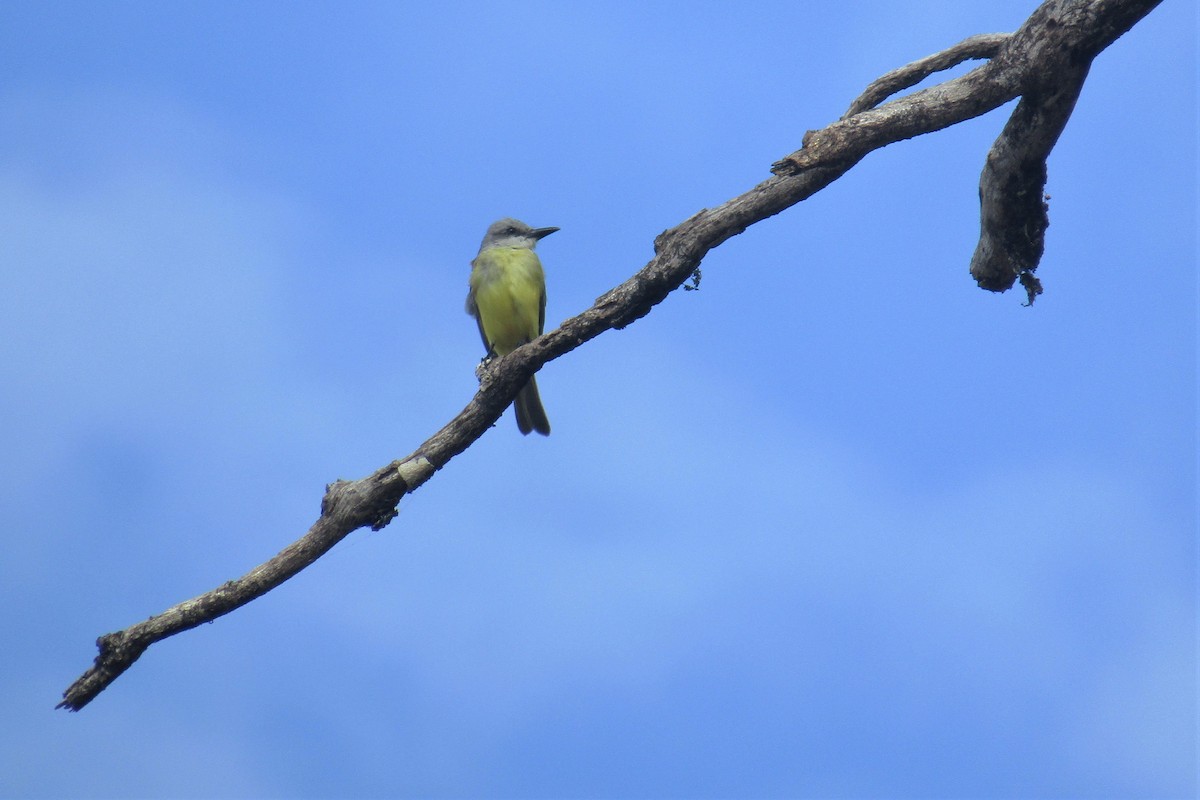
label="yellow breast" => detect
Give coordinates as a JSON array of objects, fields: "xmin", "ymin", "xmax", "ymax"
[{"xmin": 470, "ymin": 247, "xmax": 545, "ymax": 355}]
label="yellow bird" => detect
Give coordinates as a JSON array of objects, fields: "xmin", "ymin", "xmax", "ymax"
[{"xmin": 466, "ymin": 218, "xmax": 558, "ymax": 435}]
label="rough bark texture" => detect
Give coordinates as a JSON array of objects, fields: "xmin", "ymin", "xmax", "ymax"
[{"xmin": 60, "ymin": 0, "xmax": 1162, "ymax": 711}]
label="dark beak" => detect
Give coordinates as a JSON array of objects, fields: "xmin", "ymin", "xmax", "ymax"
[{"xmin": 532, "ymin": 226, "xmax": 560, "ymax": 240}]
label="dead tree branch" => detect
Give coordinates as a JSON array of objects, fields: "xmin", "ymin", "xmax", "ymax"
[
  {"xmin": 60, "ymin": 0, "xmax": 1162, "ymax": 711},
  {"xmin": 842, "ymin": 33, "xmax": 1011, "ymax": 119}
]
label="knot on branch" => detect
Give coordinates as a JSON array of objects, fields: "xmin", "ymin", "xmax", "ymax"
[
  {"xmin": 320, "ymin": 479, "xmax": 354, "ymax": 516},
  {"xmin": 322, "ymin": 478, "xmax": 401, "ymax": 531}
]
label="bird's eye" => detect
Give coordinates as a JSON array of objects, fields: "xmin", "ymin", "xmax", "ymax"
[{"xmin": 505, "ymin": 226, "xmax": 517, "ymax": 235}]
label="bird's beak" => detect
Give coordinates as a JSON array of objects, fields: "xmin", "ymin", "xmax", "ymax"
[{"xmin": 532, "ymin": 226, "xmax": 560, "ymax": 240}]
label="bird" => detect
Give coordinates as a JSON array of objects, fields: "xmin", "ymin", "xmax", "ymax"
[{"xmin": 466, "ymin": 217, "xmax": 558, "ymax": 435}]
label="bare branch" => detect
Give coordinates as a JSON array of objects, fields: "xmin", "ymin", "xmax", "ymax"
[
  {"xmin": 969, "ymin": 0, "xmax": 1163, "ymax": 299},
  {"xmin": 969, "ymin": 66, "xmax": 1088, "ymax": 302},
  {"xmin": 59, "ymin": 0, "xmax": 1165, "ymax": 711},
  {"xmin": 843, "ymin": 33, "xmax": 1010, "ymax": 119}
]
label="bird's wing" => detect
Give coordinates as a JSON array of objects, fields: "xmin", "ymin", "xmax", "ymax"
[
  {"xmin": 538, "ymin": 284, "xmax": 546, "ymax": 336},
  {"xmin": 465, "ymin": 261, "xmax": 492, "ymax": 353}
]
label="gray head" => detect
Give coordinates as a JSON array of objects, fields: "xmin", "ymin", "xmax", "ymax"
[{"xmin": 478, "ymin": 218, "xmax": 559, "ymax": 253}]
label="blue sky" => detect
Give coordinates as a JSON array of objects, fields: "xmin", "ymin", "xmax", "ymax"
[{"xmin": 1, "ymin": 1, "xmax": 1195, "ymax": 797}]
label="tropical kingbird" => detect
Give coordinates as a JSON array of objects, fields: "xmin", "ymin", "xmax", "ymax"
[{"xmin": 466, "ymin": 218, "xmax": 558, "ymax": 436}]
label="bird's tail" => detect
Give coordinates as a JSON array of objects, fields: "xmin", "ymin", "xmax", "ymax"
[{"xmin": 514, "ymin": 377, "xmax": 550, "ymax": 436}]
